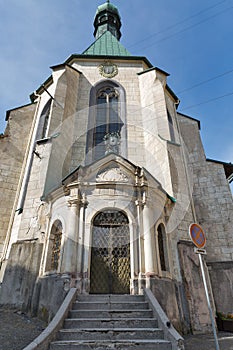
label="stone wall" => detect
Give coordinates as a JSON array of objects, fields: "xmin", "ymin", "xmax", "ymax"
[
  {"xmin": 208, "ymin": 261, "xmax": 233, "ymax": 315},
  {"xmin": 149, "ymin": 276, "xmax": 190, "ymax": 333},
  {"xmin": 178, "ymin": 113, "xmax": 233, "ymax": 262},
  {"xmin": 44, "ymin": 67, "xmax": 82, "ymax": 196},
  {"xmin": 0, "ymin": 104, "xmax": 36, "ymax": 260},
  {"xmin": 0, "ymin": 241, "xmax": 70, "ymax": 323},
  {"xmin": 17, "ymin": 140, "xmax": 52, "ymax": 241},
  {"xmin": 178, "ymin": 241, "xmax": 212, "ymax": 333},
  {"xmin": 31, "ymin": 274, "xmax": 70, "ymax": 322},
  {"xmin": 0, "ymin": 241, "xmax": 43, "ymax": 311}
]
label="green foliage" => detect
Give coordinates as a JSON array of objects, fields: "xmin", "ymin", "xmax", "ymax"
[{"xmin": 216, "ymin": 311, "xmax": 233, "ymax": 321}]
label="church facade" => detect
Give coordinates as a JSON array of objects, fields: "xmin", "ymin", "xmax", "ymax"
[{"xmin": 0, "ymin": 1, "xmax": 233, "ymax": 333}]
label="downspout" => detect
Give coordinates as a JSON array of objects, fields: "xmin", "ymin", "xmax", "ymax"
[{"xmin": 0, "ymin": 94, "xmax": 42, "ymax": 270}]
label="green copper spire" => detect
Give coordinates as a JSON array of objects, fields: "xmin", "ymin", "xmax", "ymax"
[
  {"xmin": 94, "ymin": 1, "xmax": 122, "ymax": 40},
  {"xmin": 82, "ymin": 1, "xmax": 131, "ymax": 56},
  {"xmin": 82, "ymin": 31, "xmax": 131, "ymax": 56}
]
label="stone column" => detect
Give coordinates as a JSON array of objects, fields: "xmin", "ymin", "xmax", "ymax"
[
  {"xmin": 143, "ymin": 203, "xmax": 155, "ymax": 274},
  {"xmin": 130, "ymin": 222, "xmax": 139, "ymax": 295},
  {"xmin": 62, "ymin": 199, "xmax": 79, "ymax": 274},
  {"xmin": 77, "ymin": 194, "xmax": 88, "ymax": 293},
  {"xmin": 135, "ymin": 199, "xmax": 145, "ymax": 294}
]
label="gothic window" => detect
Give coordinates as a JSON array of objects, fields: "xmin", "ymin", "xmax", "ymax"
[
  {"xmin": 36, "ymin": 99, "xmax": 52, "ymax": 140},
  {"xmin": 157, "ymin": 223, "xmax": 169, "ymax": 272},
  {"xmin": 45, "ymin": 220, "xmax": 62, "ymax": 272},
  {"xmin": 167, "ymin": 109, "xmax": 175, "ymax": 142},
  {"xmin": 87, "ymin": 81, "xmax": 126, "ymax": 163}
]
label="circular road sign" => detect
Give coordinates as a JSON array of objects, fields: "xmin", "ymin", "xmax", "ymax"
[{"xmin": 189, "ymin": 223, "xmax": 206, "ymax": 249}]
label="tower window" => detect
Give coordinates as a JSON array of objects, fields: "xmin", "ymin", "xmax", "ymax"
[{"xmin": 100, "ymin": 15, "xmax": 108, "ymax": 23}]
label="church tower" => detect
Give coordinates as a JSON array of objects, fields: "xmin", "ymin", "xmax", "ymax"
[
  {"xmin": 0, "ymin": 1, "xmax": 232, "ymax": 334},
  {"xmin": 94, "ymin": 0, "xmax": 122, "ymax": 40}
]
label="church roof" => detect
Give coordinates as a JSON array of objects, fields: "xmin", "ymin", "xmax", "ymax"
[
  {"xmin": 82, "ymin": 31, "xmax": 131, "ymax": 56},
  {"xmin": 207, "ymin": 159, "xmax": 233, "ymax": 183}
]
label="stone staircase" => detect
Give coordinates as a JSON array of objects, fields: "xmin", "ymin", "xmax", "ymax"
[{"xmin": 49, "ymin": 294, "xmax": 173, "ymax": 350}]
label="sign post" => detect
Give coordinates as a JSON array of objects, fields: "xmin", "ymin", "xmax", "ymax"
[{"xmin": 189, "ymin": 224, "xmax": 220, "ymax": 350}]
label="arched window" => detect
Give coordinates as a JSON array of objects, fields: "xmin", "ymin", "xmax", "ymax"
[
  {"xmin": 36, "ymin": 99, "xmax": 52, "ymax": 140},
  {"xmin": 167, "ymin": 109, "xmax": 175, "ymax": 143},
  {"xmin": 86, "ymin": 81, "xmax": 126, "ymax": 163},
  {"xmin": 94, "ymin": 86, "xmax": 122, "ymax": 160},
  {"xmin": 46, "ymin": 220, "xmax": 62, "ymax": 272},
  {"xmin": 157, "ymin": 223, "xmax": 169, "ymax": 272}
]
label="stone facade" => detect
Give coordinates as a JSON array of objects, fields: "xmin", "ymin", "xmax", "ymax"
[
  {"xmin": 0, "ymin": 103, "xmax": 36, "ymax": 278},
  {"xmin": 0, "ymin": 1, "xmax": 232, "ymax": 335}
]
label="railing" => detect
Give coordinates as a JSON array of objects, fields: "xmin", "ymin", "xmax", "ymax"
[
  {"xmin": 23, "ymin": 288, "xmax": 77, "ymax": 350},
  {"xmin": 144, "ymin": 288, "xmax": 185, "ymax": 350}
]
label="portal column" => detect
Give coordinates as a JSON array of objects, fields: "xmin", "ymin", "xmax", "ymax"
[
  {"xmin": 143, "ymin": 203, "xmax": 155, "ymax": 274},
  {"xmin": 77, "ymin": 194, "xmax": 88, "ymax": 293},
  {"xmin": 135, "ymin": 199, "xmax": 145, "ymax": 294},
  {"xmin": 62, "ymin": 198, "xmax": 80, "ymax": 274}
]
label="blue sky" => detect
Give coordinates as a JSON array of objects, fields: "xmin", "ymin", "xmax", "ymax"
[{"xmin": 0, "ymin": 0, "xmax": 232, "ymax": 188}]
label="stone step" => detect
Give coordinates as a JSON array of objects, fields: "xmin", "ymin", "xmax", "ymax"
[
  {"xmin": 50, "ymin": 339, "xmax": 172, "ymax": 350},
  {"xmin": 76, "ymin": 295, "xmax": 145, "ymax": 302},
  {"xmin": 58, "ymin": 328, "xmax": 164, "ymax": 341},
  {"xmin": 49, "ymin": 294, "xmax": 173, "ymax": 350},
  {"xmin": 69, "ymin": 309, "xmax": 153, "ymax": 319},
  {"xmin": 64, "ymin": 318, "xmax": 158, "ymax": 329},
  {"xmin": 73, "ymin": 301, "xmax": 149, "ymax": 310}
]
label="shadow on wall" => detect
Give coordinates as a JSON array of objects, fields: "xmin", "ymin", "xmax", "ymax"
[
  {"xmin": 0, "ymin": 242, "xmax": 43, "ymax": 311},
  {"xmin": 0, "ymin": 242, "xmax": 70, "ymax": 323}
]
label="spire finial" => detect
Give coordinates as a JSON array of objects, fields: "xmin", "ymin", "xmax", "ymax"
[{"xmin": 106, "ymin": 0, "xmax": 110, "ymax": 3}]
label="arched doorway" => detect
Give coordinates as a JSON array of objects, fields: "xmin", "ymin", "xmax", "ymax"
[{"xmin": 90, "ymin": 210, "xmax": 130, "ymax": 294}]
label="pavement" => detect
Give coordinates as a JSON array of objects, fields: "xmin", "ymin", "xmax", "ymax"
[
  {"xmin": 0, "ymin": 307, "xmax": 46, "ymax": 350},
  {"xmin": 184, "ymin": 331, "xmax": 233, "ymax": 350},
  {"xmin": 0, "ymin": 306, "xmax": 232, "ymax": 350}
]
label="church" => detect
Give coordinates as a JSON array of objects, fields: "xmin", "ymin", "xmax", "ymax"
[{"xmin": 0, "ymin": 0, "xmax": 233, "ymax": 335}]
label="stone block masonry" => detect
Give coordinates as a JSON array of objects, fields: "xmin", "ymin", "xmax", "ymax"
[{"xmin": 0, "ymin": 104, "xmax": 36, "ymax": 260}]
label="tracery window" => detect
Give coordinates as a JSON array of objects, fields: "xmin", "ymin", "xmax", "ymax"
[
  {"xmin": 87, "ymin": 82, "xmax": 125, "ymax": 162},
  {"xmin": 94, "ymin": 86, "xmax": 121, "ymax": 159}
]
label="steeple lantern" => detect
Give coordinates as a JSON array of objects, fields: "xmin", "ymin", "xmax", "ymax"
[{"xmin": 94, "ymin": 0, "xmax": 122, "ymax": 40}]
